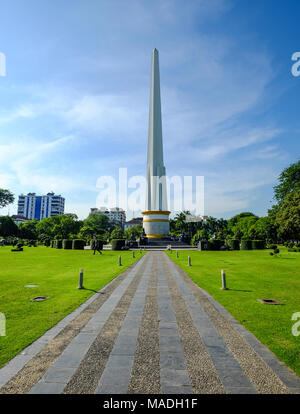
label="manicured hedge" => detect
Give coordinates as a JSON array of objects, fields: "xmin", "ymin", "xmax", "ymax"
[
  {"xmin": 251, "ymin": 240, "xmax": 265, "ymax": 250},
  {"xmin": 111, "ymin": 239, "xmax": 126, "ymax": 250},
  {"xmin": 55, "ymin": 240, "xmax": 62, "ymax": 249},
  {"xmin": 72, "ymin": 239, "xmax": 85, "ymax": 250},
  {"xmin": 198, "ymin": 240, "xmax": 210, "ymax": 250},
  {"xmin": 240, "ymin": 240, "xmax": 252, "ymax": 250},
  {"xmin": 226, "ymin": 239, "xmax": 240, "ymax": 250},
  {"xmin": 208, "ymin": 239, "xmax": 225, "ymax": 251},
  {"xmin": 62, "ymin": 239, "xmax": 72, "ymax": 249}
]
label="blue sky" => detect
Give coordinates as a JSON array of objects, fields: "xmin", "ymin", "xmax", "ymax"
[{"xmin": 0, "ymin": 0, "xmax": 299, "ymax": 220}]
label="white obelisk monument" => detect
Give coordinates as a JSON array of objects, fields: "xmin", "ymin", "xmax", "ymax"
[{"xmin": 142, "ymin": 49, "xmax": 170, "ymax": 238}]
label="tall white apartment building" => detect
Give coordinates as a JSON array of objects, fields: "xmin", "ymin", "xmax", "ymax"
[
  {"xmin": 90, "ymin": 207, "xmax": 126, "ymax": 229},
  {"xmin": 18, "ymin": 192, "xmax": 65, "ymax": 221}
]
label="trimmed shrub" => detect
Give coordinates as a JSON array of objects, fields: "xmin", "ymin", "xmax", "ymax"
[
  {"xmin": 55, "ymin": 240, "xmax": 62, "ymax": 249},
  {"xmin": 111, "ymin": 239, "xmax": 126, "ymax": 250},
  {"xmin": 267, "ymin": 243, "xmax": 277, "ymax": 250},
  {"xmin": 251, "ymin": 240, "xmax": 265, "ymax": 250},
  {"xmin": 208, "ymin": 239, "xmax": 225, "ymax": 251},
  {"xmin": 62, "ymin": 239, "xmax": 72, "ymax": 249},
  {"xmin": 226, "ymin": 239, "xmax": 240, "ymax": 250},
  {"xmin": 240, "ymin": 240, "xmax": 252, "ymax": 250},
  {"xmin": 198, "ymin": 240, "xmax": 210, "ymax": 250},
  {"xmin": 72, "ymin": 239, "xmax": 85, "ymax": 250}
]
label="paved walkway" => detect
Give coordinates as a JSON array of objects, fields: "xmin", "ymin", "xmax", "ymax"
[{"xmin": 1, "ymin": 252, "xmax": 300, "ymax": 394}]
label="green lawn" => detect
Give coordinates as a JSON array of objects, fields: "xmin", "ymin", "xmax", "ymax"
[
  {"xmin": 0, "ymin": 246, "xmax": 144, "ymax": 368},
  {"xmin": 166, "ymin": 248, "xmax": 300, "ymax": 376}
]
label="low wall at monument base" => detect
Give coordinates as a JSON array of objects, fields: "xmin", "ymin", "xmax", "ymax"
[{"xmin": 142, "ymin": 210, "xmax": 170, "ymax": 238}]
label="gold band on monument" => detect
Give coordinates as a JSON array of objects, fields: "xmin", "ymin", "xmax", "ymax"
[{"xmin": 142, "ymin": 210, "xmax": 170, "ymax": 216}]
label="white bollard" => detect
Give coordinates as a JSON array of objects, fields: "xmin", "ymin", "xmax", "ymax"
[
  {"xmin": 221, "ymin": 269, "xmax": 228, "ymax": 290},
  {"xmin": 78, "ymin": 268, "xmax": 84, "ymax": 289}
]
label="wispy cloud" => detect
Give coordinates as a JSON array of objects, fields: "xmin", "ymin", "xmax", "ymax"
[{"xmin": 0, "ymin": 0, "xmax": 293, "ymax": 219}]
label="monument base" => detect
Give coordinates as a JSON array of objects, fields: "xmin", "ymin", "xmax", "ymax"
[{"xmin": 142, "ymin": 210, "xmax": 170, "ymax": 238}]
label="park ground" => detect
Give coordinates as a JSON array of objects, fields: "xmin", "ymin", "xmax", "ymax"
[
  {"xmin": 0, "ymin": 246, "xmax": 144, "ymax": 368},
  {"xmin": 166, "ymin": 247, "xmax": 300, "ymax": 377},
  {"xmin": 0, "ymin": 246, "xmax": 299, "ymax": 377}
]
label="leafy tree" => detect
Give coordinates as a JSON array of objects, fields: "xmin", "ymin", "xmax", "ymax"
[
  {"xmin": 124, "ymin": 225, "xmax": 142, "ymax": 240},
  {"xmin": 83, "ymin": 213, "xmax": 110, "ymax": 235},
  {"xmin": 0, "ymin": 216, "xmax": 19, "ymax": 237},
  {"xmin": 77, "ymin": 225, "xmax": 96, "ymax": 240},
  {"xmin": 275, "ymin": 191, "xmax": 300, "ymax": 241},
  {"xmin": 227, "ymin": 212, "xmax": 257, "ymax": 232},
  {"xmin": 19, "ymin": 220, "xmax": 38, "ymax": 240},
  {"xmin": 274, "ymin": 160, "xmax": 300, "ymax": 203},
  {"xmin": 36, "ymin": 214, "xmax": 81, "ymax": 240},
  {"xmin": 110, "ymin": 227, "xmax": 124, "ymax": 240},
  {"xmin": 174, "ymin": 211, "xmax": 189, "ymax": 232},
  {"xmin": 231, "ymin": 215, "xmax": 259, "ymax": 240},
  {"xmin": 191, "ymin": 228, "xmax": 210, "ymax": 245},
  {"xmin": 52, "ymin": 214, "xmax": 82, "ymax": 239},
  {"xmin": 0, "ymin": 189, "xmax": 14, "ymax": 209},
  {"xmin": 249, "ymin": 216, "xmax": 277, "ymax": 241}
]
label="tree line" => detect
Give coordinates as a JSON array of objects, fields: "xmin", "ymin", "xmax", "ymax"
[{"xmin": 0, "ymin": 160, "xmax": 299, "ymax": 245}]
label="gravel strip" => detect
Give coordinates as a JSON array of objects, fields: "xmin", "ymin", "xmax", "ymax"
[
  {"xmin": 0, "ymin": 258, "xmax": 143, "ymax": 394},
  {"xmin": 128, "ymin": 254, "xmax": 160, "ymax": 394},
  {"xmin": 63, "ymin": 255, "xmax": 150, "ymax": 394},
  {"xmin": 162, "ymin": 254, "xmax": 225, "ymax": 394},
  {"xmin": 167, "ymin": 256, "xmax": 290, "ymax": 394}
]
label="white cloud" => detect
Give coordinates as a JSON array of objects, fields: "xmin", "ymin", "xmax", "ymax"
[{"xmin": 0, "ymin": 0, "xmax": 287, "ymax": 220}]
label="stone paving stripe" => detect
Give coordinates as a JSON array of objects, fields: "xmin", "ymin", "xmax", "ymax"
[
  {"xmin": 157, "ymin": 256, "xmax": 193, "ymax": 394},
  {"xmin": 165, "ymin": 255, "xmax": 257, "ymax": 394},
  {"xmin": 0, "ymin": 256, "xmax": 143, "ymax": 392},
  {"xmin": 171, "ymin": 259, "xmax": 300, "ymax": 394},
  {"xmin": 95, "ymin": 256, "xmax": 153, "ymax": 394},
  {"xmin": 28, "ymin": 254, "xmax": 148, "ymax": 394},
  {"xmin": 162, "ymin": 255, "xmax": 225, "ymax": 394},
  {"xmin": 63, "ymin": 256, "xmax": 151, "ymax": 394},
  {"xmin": 127, "ymin": 258, "xmax": 160, "ymax": 394}
]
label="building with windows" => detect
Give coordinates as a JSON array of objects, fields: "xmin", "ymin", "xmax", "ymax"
[
  {"xmin": 17, "ymin": 192, "xmax": 65, "ymax": 221},
  {"xmin": 90, "ymin": 207, "xmax": 126, "ymax": 229},
  {"xmin": 11, "ymin": 215, "xmax": 29, "ymax": 226},
  {"xmin": 124, "ymin": 217, "xmax": 143, "ymax": 230}
]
